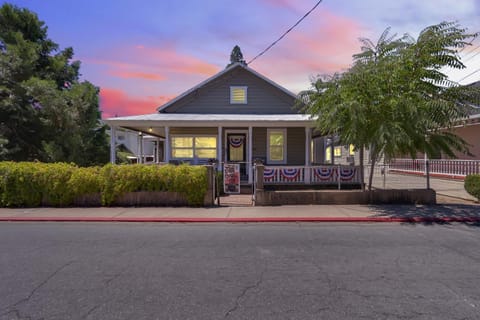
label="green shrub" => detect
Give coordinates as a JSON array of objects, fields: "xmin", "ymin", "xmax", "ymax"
[
  {"xmin": 100, "ymin": 164, "xmax": 208, "ymax": 206},
  {"xmin": 67, "ymin": 166, "xmax": 102, "ymax": 199},
  {"xmin": 37, "ymin": 162, "xmax": 77, "ymax": 206},
  {"xmin": 0, "ymin": 162, "xmax": 209, "ymax": 207},
  {"xmin": 465, "ymin": 174, "xmax": 480, "ymax": 201},
  {"xmin": 0, "ymin": 162, "xmax": 43, "ymax": 207},
  {"xmin": 0, "ymin": 162, "xmax": 77, "ymax": 207}
]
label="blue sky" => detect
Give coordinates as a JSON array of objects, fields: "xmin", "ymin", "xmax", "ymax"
[{"xmin": 6, "ymin": 0, "xmax": 480, "ymax": 117}]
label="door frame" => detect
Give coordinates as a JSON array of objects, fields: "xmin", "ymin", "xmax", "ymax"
[{"xmin": 224, "ymin": 129, "xmax": 249, "ymax": 182}]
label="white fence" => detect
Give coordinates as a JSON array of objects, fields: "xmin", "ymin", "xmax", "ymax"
[
  {"xmin": 389, "ymin": 159, "xmax": 480, "ymax": 178},
  {"xmin": 262, "ymin": 165, "xmax": 361, "ymax": 185}
]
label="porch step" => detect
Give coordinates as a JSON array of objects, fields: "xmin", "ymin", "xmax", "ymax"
[{"xmin": 219, "ymin": 194, "xmax": 253, "ymax": 207}]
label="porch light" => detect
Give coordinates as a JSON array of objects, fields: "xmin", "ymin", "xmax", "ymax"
[{"xmin": 148, "ymin": 127, "xmax": 153, "ymax": 133}]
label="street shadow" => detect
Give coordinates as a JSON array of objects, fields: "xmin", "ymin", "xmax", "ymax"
[{"xmin": 368, "ymin": 203, "xmax": 480, "ymax": 227}]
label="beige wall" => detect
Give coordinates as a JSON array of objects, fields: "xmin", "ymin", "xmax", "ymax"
[{"xmin": 450, "ymin": 124, "xmax": 480, "ymax": 160}]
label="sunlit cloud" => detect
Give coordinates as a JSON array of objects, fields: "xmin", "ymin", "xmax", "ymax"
[
  {"xmin": 107, "ymin": 70, "xmax": 166, "ymax": 81},
  {"xmin": 251, "ymin": 8, "xmax": 364, "ymax": 92},
  {"xmin": 133, "ymin": 45, "xmax": 220, "ymax": 76},
  {"xmin": 100, "ymin": 87, "xmax": 173, "ymax": 118}
]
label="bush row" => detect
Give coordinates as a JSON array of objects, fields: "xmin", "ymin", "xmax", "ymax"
[
  {"xmin": 0, "ymin": 162, "xmax": 208, "ymax": 207},
  {"xmin": 465, "ymin": 174, "xmax": 480, "ymax": 202}
]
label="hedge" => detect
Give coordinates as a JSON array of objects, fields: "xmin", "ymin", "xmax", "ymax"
[
  {"xmin": 0, "ymin": 162, "xmax": 208, "ymax": 207},
  {"xmin": 464, "ymin": 174, "xmax": 480, "ymax": 201}
]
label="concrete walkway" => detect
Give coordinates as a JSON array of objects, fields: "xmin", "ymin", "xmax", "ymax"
[{"xmin": 0, "ymin": 202, "xmax": 478, "ymax": 223}]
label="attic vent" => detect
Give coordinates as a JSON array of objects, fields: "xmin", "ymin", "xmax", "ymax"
[{"xmin": 230, "ymin": 86, "xmax": 247, "ymax": 104}]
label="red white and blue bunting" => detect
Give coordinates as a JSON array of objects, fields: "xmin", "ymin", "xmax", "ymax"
[
  {"xmin": 339, "ymin": 167, "xmax": 356, "ymax": 181},
  {"xmin": 313, "ymin": 167, "xmax": 337, "ymax": 180},
  {"xmin": 263, "ymin": 168, "xmax": 277, "ymax": 181},
  {"xmin": 280, "ymin": 168, "xmax": 301, "ymax": 181},
  {"xmin": 229, "ymin": 136, "xmax": 244, "ymax": 148}
]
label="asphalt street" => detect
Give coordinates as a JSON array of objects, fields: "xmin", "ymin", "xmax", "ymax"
[{"xmin": 0, "ymin": 222, "xmax": 479, "ymax": 320}]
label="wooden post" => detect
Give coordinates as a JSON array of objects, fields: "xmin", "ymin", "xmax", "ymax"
[{"xmin": 165, "ymin": 126, "xmax": 170, "ymax": 163}]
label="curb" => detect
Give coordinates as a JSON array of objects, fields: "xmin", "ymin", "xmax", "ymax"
[{"xmin": 1, "ymin": 216, "xmax": 480, "ymax": 223}]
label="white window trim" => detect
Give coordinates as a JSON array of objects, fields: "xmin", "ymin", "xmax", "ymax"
[
  {"xmin": 170, "ymin": 135, "xmax": 217, "ymax": 160},
  {"xmin": 267, "ymin": 128, "xmax": 287, "ymax": 165},
  {"xmin": 230, "ymin": 86, "xmax": 248, "ymax": 104}
]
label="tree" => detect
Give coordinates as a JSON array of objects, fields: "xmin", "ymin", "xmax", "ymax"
[
  {"xmin": 300, "ymin": 21, "xmax": 480, "ymax": 190},
  {"xmin": 226, "ymin": 45, "xmax": 246, "ymax": 67},
  {"xmin": 0, "ymin": 3, "xmax": 109, "ymax": 165}
]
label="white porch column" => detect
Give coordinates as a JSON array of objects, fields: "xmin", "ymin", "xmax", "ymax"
[
  {"xmin": 164, "ymin": 126, "xmax": 170, "ymax": 163},
  {"xmin": 156, "ymin": 138, "xmax": 161, "ymax": 164},
  {"xmin": 110, "ymin": 126, "xmax": 116, "ymax": 164},
  {"xmin": 137, "ymin": 133, "xmax": 144, "ymax": 164},
  {"xmin": 248, "ymin": 126, "xmax": 253, "ymax": 184},
  {"xmin": 217, "ymin": 126, "xmax": 222, "ymax": 170},
  {"xmin": 305, "ymin": 127, "xmax": 312, "ymax": 184}
]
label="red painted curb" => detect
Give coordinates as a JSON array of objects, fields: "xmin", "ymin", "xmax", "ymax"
[{"xmin": 0, "ymin": 216, "xmax": 479, "ymax": 223}]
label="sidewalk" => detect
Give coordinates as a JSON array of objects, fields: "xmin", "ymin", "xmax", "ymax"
[{"xmin": 0, "ymin": 202, "xmax": 479, "ymax": 223}]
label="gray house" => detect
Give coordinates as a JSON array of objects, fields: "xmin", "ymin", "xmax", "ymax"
[{"xmin": 104, "ymin": 62, "xmax": 319, "ymax": 184}]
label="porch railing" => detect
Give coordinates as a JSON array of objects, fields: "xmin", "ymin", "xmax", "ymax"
[
  {"xmin": 262, "ymin": 165, "xmax": 361, "ymax": 185},
  {"xmin": 389, "ymin": 159, "xmax": 480, "ymax": 178}
]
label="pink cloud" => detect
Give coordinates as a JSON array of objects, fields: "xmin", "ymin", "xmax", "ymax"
[
  {"xmin": 133, "ymin": 45, "xmax": 220, "ymax": 76},
  {"xmin": 100, "ymin": 87, "xmax": 173, "ymax": 118},
  {"xmin": 107, "ymin": 70, "xmax": 166, "ymax": 80},
  {"xmin": 252, "ymin": 8, "xmax": 365, "ymax": 88}
]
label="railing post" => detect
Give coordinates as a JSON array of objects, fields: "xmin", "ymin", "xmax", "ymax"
[
  {"xmin": 426, "ymin": 160, "xmax": 430, "ymax": 190},
  {"xmin": 305, "ymin": 166, "xmax": 311, "ymax": 184},
  {"xmin": 337, "ymin": 165, "xmax": 341, "ymax": 190}
]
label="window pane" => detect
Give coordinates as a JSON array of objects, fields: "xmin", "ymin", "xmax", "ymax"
[
  {"xmin": 172, "ymin": 137, "xmax": 193, "ymax": 148},
  {"xmin": 269, "ymin": 132, "xmax": 284, "ymax": 146},
  {"xmin": 325, "ymin": 146, "xmax": 331, "ymax": 162},
  {"xmin": 195, "ymin": 137, "xmax": 216, "ymax": 148},
  {"xmin": 172, "ymin": 149, "xmax": 193, "ymax": 158},
  {"xmin": 334, "ymin": 146, "xmax": 342, "ymax": 157},
  {"xmin": 349, "ymin": 144, "xmax": 355, "ymax": 156},
  {"xmin": 195, "ymin": 149, "xmax": 217, "ymax": 158},
  {"xmin": 270, "ymin": 146, "xmax": 284, "ymax": 161}
]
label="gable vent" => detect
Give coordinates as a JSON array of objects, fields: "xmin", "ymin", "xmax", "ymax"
[{"xmin": 230, "ymin": 86, "xmax": 247, "ymax": 104}]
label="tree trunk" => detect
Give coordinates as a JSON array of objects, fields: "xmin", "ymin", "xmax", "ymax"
[
  {"xmin": 368, "ymin": 153, "xmax": 377, "ymax": 191},
  {"xmin": 359, "ymin": 146, "xmax": 365, "ymax": 191}
]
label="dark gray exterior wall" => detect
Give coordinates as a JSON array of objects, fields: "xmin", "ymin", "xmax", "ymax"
[
  {"xmin": 168, "ymin": 126, "xmax": 307, "ymax": 165},
  {"xmin": 287, "ymin": 127, "xmax": 306, "ymax": 165},
  {"xmin": 162, "ymin": 67, "xmax": 297, "ymax": 114}
]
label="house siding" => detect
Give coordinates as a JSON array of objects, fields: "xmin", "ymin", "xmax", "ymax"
[
  {"xmin": 252, "ymin": 128, "xmax": 267, "ymax": 161},
  {"xmin": 287, "ymin": 127, "xmax": 305, "ymax": 165},
  {"xmin": 163, "ymin": 68, "xmax": 296, "ymax": 114}
]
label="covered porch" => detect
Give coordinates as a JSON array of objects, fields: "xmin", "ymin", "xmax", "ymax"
[{"xmin": 105, "ymin": 113, "xmax": 316, "ymax": 184}]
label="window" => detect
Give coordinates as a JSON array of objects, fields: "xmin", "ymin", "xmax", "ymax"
[
  {"xmin": 171, "ymin": 136, "xmax": 217, "ymax": 160},
  {"xmin": 230, "ymin": 86, "xmax": 247, "ymax": 104},
  {"xmin": 194, "ymin": 137, "xmax": 217, "ymax": 158},
  {"xmin": 334, "ymin": 146, "xmax": 342, "ymax": 157},
  {"xmin": 325, "ymin": 146, "xmax": 331, "ymax": 163},
  {"xmin": 267, "ymin": 129, "xmax": 286, "ymax": 164},
  {"xmin": 349, "ymin": 144, "xmax": 355, "ymax": 156}
]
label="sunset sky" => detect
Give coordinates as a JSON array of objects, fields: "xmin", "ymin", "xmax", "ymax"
[{"xmin": 8, "ymin": 0, "xmax": 480, "ymax": 118}]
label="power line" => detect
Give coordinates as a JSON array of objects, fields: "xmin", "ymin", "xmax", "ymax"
[
  {"xmin": 247, "ymin": 0, "xmax": 323, "ymax": 65},
  {"xmin": 462, "ymin": 46, "xmax": 480, "ymax": 63},
  {"xmin": 456, "ymin": 67, "xmax": 480, "ymax": 83}
]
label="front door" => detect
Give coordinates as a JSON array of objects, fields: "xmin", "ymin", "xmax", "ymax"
[{"xmin": 226, "ymin": 133, "xmax": 248, "ymax": 182}]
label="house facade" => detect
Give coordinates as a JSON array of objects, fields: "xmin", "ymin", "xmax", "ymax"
[{"xmin": 104, "ymin": 63, "xmax": 318, "ymax": 184}]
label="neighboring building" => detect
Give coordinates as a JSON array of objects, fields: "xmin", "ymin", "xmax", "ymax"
[
  {"xmin": 449, "ymin": 81, "xmax": 480, "ymax": 160},
  {"xmin": 104, "ymin": 62, "xmax": 320, "ymax": 184}
]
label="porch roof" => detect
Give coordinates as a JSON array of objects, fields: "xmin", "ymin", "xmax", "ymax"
[{"xmin": 104, "ymin": 113, "xmax": 317, "ymax": 129}]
